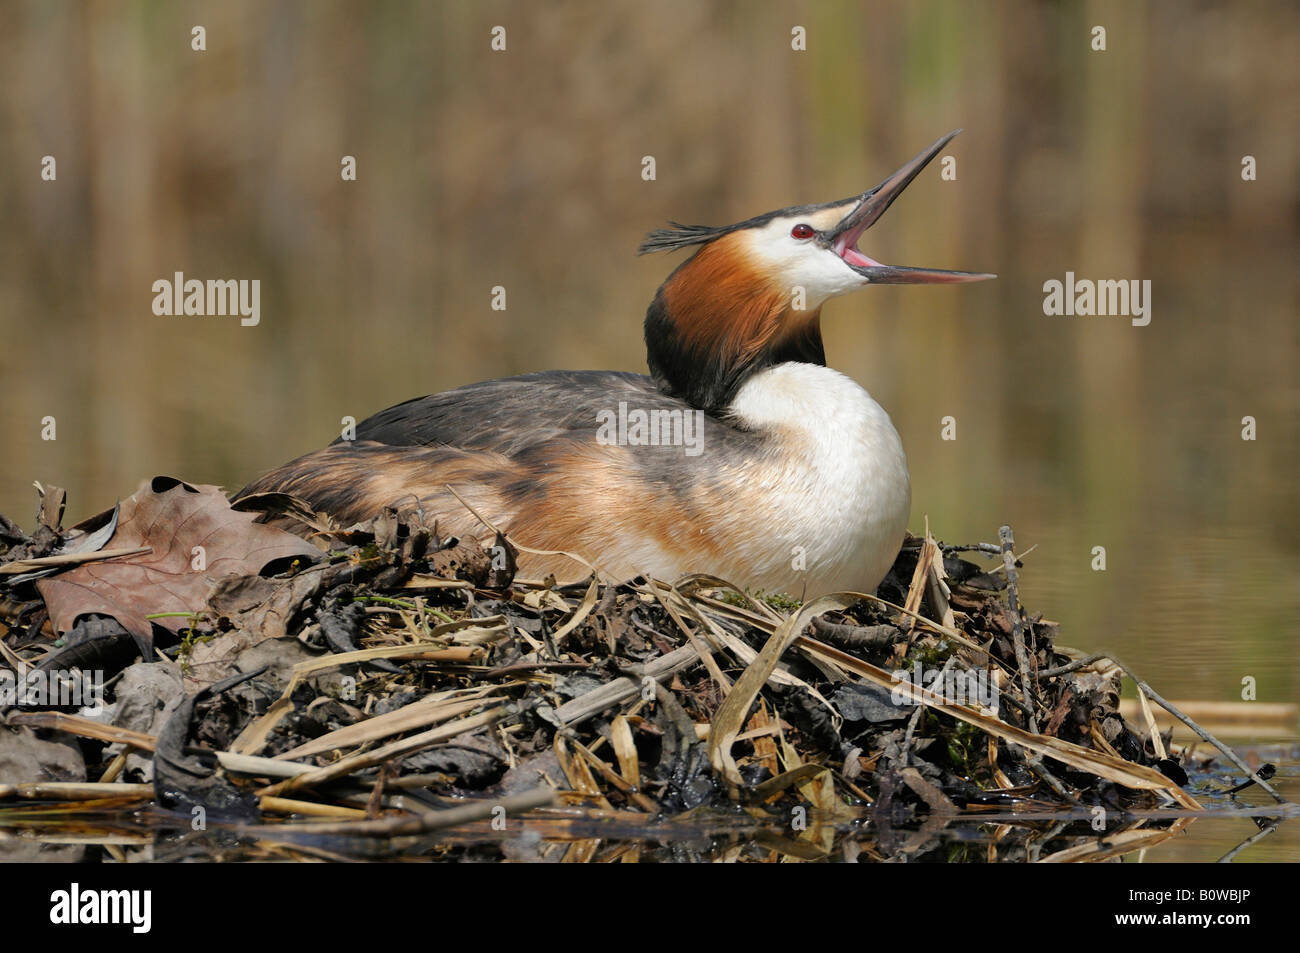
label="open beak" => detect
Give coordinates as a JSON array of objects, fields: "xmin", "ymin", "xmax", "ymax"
[{"xmin": 823, "ymin": 130, "xmax": 996, "ymax": 284}]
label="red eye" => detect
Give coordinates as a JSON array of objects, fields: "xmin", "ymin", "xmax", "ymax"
[{"xmin": 791, "ymin": 223, "xmax": 815, "ymax": 240}]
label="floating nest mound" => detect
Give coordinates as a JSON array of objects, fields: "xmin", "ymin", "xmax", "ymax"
[{"xmin": 0, "ymin": 477, "xmax": 1281, "ymax": 862}]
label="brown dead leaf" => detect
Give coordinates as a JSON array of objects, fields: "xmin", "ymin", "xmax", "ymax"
[
  {"xmin": 37, "ymin": 477, "xmax": 320, "ymax": 655},
  {"xmin": 181, "ymin": 630, "xmax": 251, "ymax": 691},
  {"xmin": 207, "ymin": 571, "xmax": 323, "ymax": 644}
]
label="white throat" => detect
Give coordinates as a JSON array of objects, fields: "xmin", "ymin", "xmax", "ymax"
[{"xmin": 725, "ymin": 362, "xmax": 911, "ymax": 594}]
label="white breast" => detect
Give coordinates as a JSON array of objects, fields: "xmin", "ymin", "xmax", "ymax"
[{"xmin": 723, "ymin": 362, "xmax": 911, "ymax": 595}]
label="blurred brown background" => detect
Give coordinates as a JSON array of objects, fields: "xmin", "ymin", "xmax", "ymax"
[{"xmin": 0, "ymin": 0, "xmax": 1296, "ymax": 710}]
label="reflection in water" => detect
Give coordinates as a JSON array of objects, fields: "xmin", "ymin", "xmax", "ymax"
[{"xmin": 2, "ymin": 761, "xmax": 1296, "ymax": 862}]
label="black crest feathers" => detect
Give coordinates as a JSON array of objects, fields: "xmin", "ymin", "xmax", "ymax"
[{"xmin": 637, "ymin": 222, "xmax": 741, "ymax": 255}]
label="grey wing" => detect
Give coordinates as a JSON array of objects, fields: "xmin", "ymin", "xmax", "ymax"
[{"xmin": 338, "ymin": 370, "xmax": 672, "ymax": 455}]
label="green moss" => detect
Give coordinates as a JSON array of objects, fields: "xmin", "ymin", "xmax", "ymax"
[
  {"xmin": 716, "ymin": 588, "xmax": 803, "ymax": 612},
  {"xmin": 945, "ymin": 719, "xmax": 984, "ymax": 778},
  {"xmin": 174, "ymin": 624, "xmax": 213, "ymax": 676},
  {"xmin": 756, "ymin": 591, "xmax": 803, "ymax": 612},
  {"xmin": 906, "ymin": 639, "xmax": 954, "ymax": 669}
]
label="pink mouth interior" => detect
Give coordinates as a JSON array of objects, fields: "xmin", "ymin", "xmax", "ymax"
[
  {"xmin": 838, "ymin": 244, "xmax": 884, "ymax": 269},
  {"xmin": 833, "ymin": 222, "xmax": 885, "ymax": 269}
]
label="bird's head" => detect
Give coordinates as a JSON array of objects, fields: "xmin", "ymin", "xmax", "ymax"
[{"xmin": 640, "ymin": 130, "xmax": 994, "ymax": 413}]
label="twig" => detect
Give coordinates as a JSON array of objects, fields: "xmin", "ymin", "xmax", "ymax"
[
  {"xmin": 555, "ymin": 645, "xmax": 701, "ymax": 727},
  {"xmin": 240, "ymin": 787, "xmax": 557, "ymax": 838},
  {"xmin": 902, "ymin": 657, "xmax": 956, "ymax": 765},
  {"xmin": 0, "ymin": 546, "xmax": 152, "ymax": 575},
  {"xmin": 1036, "ymin": 653, "xmax": 1107, "ymax": 679},
  {"xmin": 260, "ymin": 706, "xmax": 510, "ymax": 796},
  {"xmin": 998, "ymin": 525, "xmax": 1039, "ymax": 733},
  {"xmin": 1216, "ymin": 819, "xmax": 1282, "ymax": 863},
  {"xmin": 997, "ymin": 525, "xmax": 1078, "ymax": 799},
  {"xmin": 1026, "ymin": 756, "xmax": 1077, "ymax": 802},
  {"xmin": 1039, "ymin": 646, "xmax": 1286, "ymax": 804},
  {"xmin": 1102, "ymin": 656, "xmax": 1287, "ymax": 804},
  {"xmin": 941, "ymin": 542, "xmax": 1003, "ymax": 556},
  {"xmin": 0, "ymin": 781, "xmax": 153, "ymax": 801},
  {"xmin": 902, "ymin": 706, "xmax": 924, "ymax": 767}
]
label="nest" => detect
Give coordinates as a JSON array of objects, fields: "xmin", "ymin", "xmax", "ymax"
[{"xmin": 0, "ymin": 478, "xmax": 1283, "ymax": 862}]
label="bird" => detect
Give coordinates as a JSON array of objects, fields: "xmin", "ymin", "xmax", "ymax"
[{"xmin": 237, "ymin": 130, "xmax": 993, "ymax": 596}]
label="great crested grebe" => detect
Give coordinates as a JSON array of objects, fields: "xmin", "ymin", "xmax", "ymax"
[{"xmin": 238, "ymin": 131, "xmax": 993, "ymax": 595}]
